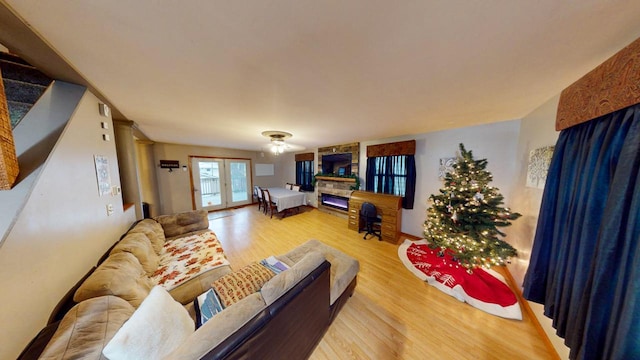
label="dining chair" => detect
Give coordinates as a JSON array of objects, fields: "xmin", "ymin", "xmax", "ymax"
[
  {"xmin": 262, "ymin": 188, "xmax": 277, "ymax": 218},
  {"xmin": 254, "ymin": 186, "xmax": 262, "ymax": 211},
  {"xmin": 259, "ymin": 188, "xmax": 268, "ymax": 214}
]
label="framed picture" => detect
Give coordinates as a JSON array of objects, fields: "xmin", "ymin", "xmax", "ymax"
[
  {"xmin": 439, "ymin": 157, "xmax": 457, "ymax": 180},
  {"xmin": 94, "ymin": 155, "xmax": 112, "ymax": 196},
  {"xmin": 526, "ymin": 146, "xmax": 554, "ymax": 189}
]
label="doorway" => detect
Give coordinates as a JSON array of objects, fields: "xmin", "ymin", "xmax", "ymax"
[{"xmin": 190, "ymin": 157, "xmax": 252, "ymax": 211}]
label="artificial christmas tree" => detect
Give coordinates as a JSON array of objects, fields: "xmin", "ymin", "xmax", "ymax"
[{"xmin": 424, "ymin": 143, "xmax": 520, "ymax": 272}]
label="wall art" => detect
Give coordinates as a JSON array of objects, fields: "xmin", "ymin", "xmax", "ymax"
[
  {"xmin": 526, "ymin": 146, "xmax": 554, "ymax": 189},
  {"xmin": 94, "ymin": 155, "xmax": 112, "ymax": 196},
  {"xmin": 438, "ymin": 157, "xmax": 457, "ymax": 180}
]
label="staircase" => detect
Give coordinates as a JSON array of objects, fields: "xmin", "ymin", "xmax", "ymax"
[{"xmin": 0, "ymin": 51, "xmax": 52, "ymax": 128}]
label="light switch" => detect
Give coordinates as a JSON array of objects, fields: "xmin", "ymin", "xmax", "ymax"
[
  {"xmin": 103, "ymin": 134, "xmax": 110, "ymax": 141},
  {"xmin": 101, "ymin": 121, "xmax": 109, "ymax": 129},
  {"xmin": 106, "ymin": 203, "xmax": 114, "ymax": 216}
]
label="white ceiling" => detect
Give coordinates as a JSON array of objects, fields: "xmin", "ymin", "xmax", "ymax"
[{"xmin": 6, "ymin": 1, "xmax": 640, "ymax": 152}]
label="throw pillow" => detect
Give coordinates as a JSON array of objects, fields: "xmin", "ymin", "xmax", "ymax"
[
  {"xmin": 194, "ymin": 289, "xmax": 225, "ymax": 328},
  {"xmin": 212, "ymin": 262, "xmax": 275, "ymax": 307},
  {"xmin": 155, "ymin": 210, "xmax": 209, "ymax": 238},
  {"xmin": 260, "ymin": 255, "xmax": 290, "ymax": 274},
  {"xmin": 102, "ymin": 286, "xmax": 195, "ymax": 360}
]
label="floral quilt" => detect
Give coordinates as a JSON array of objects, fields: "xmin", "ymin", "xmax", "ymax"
[{"xmin": 152, "ymin": 230, "xmax": 230, "ymax": 291}]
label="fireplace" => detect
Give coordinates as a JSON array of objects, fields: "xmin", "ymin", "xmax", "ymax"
[{"xmin": 321, "ymin": 193, "xmax": 349, "ymax": 212}]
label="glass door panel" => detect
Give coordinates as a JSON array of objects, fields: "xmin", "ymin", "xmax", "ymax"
[
  {"xmin": 191, "ymin": 157, "xmax": 252, "ymax": 210},
  {"xmin": 191, "ymin": 158, "xmax": 225, "ymax": 211},
  {"xmin": 226, "ymin": 159, "xmax": 251, "ymax": 206}
]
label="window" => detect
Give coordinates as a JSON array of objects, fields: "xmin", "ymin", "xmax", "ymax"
[
  {"xmin": 369, "ymin": 155, "xmax": 409, "ymax": 195},
  {"xmin": 365, "ymin": 140, "xmax": 417, "ymax": 209},
  {"xmin": 295, "ymin": 153, "xmax": 314, "ymax": 191}
]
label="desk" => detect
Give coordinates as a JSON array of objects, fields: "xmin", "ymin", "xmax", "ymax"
[
  {"xmin": 267, "ymin": 187, "xmax": 307, "ymax": 213},
  {"xmin": 348, "ymin": 191, "xmax": 402, "ymax": 244}
]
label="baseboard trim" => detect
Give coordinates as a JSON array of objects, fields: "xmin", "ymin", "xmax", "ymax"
[
  {"xmin": 500, "ymin": 267, "xmax": 561, "ymax": 360},
  {"xmin": 399, "ymin": 234, "xmax": 561, "ymax": 359}
]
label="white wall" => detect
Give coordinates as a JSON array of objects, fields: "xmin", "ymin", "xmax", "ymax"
[
  {"xmin": 0, "ymin": 89, "xmax": 135, "ymax": 359},
  {"xmin": 0, "ymin": 82, "xmax": 85, "ymax": 244},
  {"xmin": 360, "ymin": 119, "xmax": 521, "ymax": 237},
  {"xmin": 504, "ymin": 94, "xmax": 569, "ymax": 359}
]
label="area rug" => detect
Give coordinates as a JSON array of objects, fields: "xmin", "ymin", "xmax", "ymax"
[{"xmin": 398, "ymin": 239, "xmax": 522, "ymax": 320}]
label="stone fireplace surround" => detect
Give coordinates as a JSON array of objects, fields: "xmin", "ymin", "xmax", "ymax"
[
  {"xmin": 316, "ymin": 142, "xmax": 359, "ymax": 217},
  {"xmin": 321, "ymin": 193, "xmax": 349, "ymax": 211},
  {"xmin": 316, "ymin": 178, "xmax": 356, "ymax": 218}
]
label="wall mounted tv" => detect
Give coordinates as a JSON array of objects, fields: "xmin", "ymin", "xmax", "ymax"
[{"xmin": 322, "ymin": 153, "xmax": 352, "ymax": 175}]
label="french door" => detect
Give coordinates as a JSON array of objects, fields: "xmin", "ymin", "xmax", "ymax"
[{"xmin": 190, "ymin": 157, "xmax": 252, "ymax": 211}]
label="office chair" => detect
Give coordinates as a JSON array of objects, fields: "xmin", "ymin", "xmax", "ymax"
[{"xmin": 360, "ymin": 202, "xmax": 381, "ymax": 240}]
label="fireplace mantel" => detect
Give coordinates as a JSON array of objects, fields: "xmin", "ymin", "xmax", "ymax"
[{"xmin": 315, "ymin": 176, "xmax": 356, "ymax": 183}]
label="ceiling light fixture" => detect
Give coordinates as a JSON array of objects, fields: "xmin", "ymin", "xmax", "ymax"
[{"xmin": 262, "ymin": 131, "xmax": 292, "ymax": 156}]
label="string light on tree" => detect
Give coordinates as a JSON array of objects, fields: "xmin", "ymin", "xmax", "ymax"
[{"xmin": 424, "ymin": 143, "xmax": 521, "ymax": 272}]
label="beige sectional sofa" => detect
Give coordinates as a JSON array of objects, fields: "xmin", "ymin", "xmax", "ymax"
[
  {"xmin": 19, "ymin": 210, "xmax": 359, "ymax": 360},
  {"xmin": 73, "ymin": 210, "xmax": 232, "ymax": 307}
]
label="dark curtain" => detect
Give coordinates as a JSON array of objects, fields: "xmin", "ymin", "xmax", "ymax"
[
  {"xmin": 296, "ymin": 160, "xmax": 314, "ymax": 191},
  {"xmin": 522, "ymin": 104, "xmax": 640, "ymax": 360},
  {"xmin": 365, "ymin": 155, "xmax": 416, "ymax": 209}
]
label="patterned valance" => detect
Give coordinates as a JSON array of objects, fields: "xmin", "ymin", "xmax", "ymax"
[
  {"xmin": 556, "ymin": 37, "xmax": 640, "ymax": 131},
  {"xmin": 367, "ymin": 140, "xmax": 416, "ymax": 157},
  {"xmin": 295, "ymin": 152, "xmax": 314, "ymax": 161}
]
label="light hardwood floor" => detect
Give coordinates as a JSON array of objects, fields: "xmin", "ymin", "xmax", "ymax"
[{"xmin": 210, "ymin": 206, "xmax": 556, "ymax": 360}]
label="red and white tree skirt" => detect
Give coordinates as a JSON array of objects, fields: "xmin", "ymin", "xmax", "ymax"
[{"xmin": 398, "ymin": 239, "xmax": 522, "ymax": 320}]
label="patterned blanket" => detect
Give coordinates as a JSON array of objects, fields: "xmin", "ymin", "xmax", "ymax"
[{"xmin": 152, "ymin": 230, "xmax": 230, "ymax": 291}]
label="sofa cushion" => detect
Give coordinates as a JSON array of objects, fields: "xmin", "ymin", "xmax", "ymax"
[
  {"xmin": 155, "ymin": 210, "xmax": 209, "ymax": 239},
  {"xmin": 110, "ymin": 232, "xmax": 159, "ymax": 275},
  {"xmin": 103, "ymin": 286, "xmax": 194, "ymax": 360},
  {"xmin": 39, "ymin": 296, "xmax": 134, "ymax": 360},
  {"xmin": 163, "ymin": 292, "xmax": 266, "ymax": 360},
  {"xmin": 128, "ymin": 219, "xmax": 165, "ymax": 254},
  {"xmin": 261, "ymin": 251, "xmax": 325, "ymax": 305},
  {"xmin": 74, "ymin": 252, "xmax": 155, "ymax": 308},
  {"xmin": 276, "ymin": 239, "xmax": 360, "ymax": 305},
  {"xmin": 212, "ymin": 263, "xmax": 275, "ymax": 307},
  {"xmin": 169, "ymin": 265, "xmax": 232, "ymax": 305}
]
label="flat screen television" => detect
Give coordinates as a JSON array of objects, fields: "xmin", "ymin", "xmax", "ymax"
[{"xmin": 321, "ymin": 153, "xmax": 352, "ymax": 175}]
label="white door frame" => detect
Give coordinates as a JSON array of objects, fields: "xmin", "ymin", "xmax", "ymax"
[{"xmin": 190, "ymin": 156, "xmax": 252, "ymax": 211}]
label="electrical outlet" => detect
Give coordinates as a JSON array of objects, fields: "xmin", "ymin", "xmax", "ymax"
[{"xmin": 106, "ymin": 203, "xmax": 114, "ymax": 216}]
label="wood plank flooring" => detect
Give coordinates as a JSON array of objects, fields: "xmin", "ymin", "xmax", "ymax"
[{"xmin": 209, "ymin": 206, "xmax": 556, "ymax": 360}]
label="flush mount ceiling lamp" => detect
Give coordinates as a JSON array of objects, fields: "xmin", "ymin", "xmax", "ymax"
[{"xmin": 262, "ymin": 130, "xmax": 292, "ymax": 155}]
